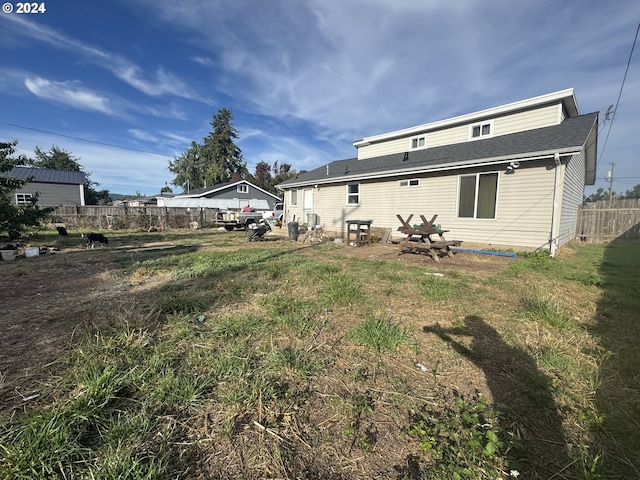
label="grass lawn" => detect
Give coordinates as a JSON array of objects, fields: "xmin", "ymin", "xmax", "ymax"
[{"xmin": 1, "ymin": 229, "xmax": 638, "ymax": 479}]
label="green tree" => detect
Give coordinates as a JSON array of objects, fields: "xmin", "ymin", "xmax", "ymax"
[
  {"xmin": 247, "ymin": 160, "xmax": 295, "ymax": 195},
  {"xmin": 585, "ymin": 187, "xmax": 610, "ymax": 203},
  {"xmin": 622, "ymin": 184, "xmax": 640, "ymax": 199},
  {"xmin": 169, "ymin": 141, "xmax": 205, "ymax": 192},
  {"xmin": 273, "ymin": 161, "xmax": 295, "ymax": 186},
  {"xmin": 0, "ymin": 141, "xmax": 53, "ymax": 239},
  {"xmin": 26, "ymin": 145, "xmax": 110, "ymax": 205},
  {"xmin": 203, "ymin": 108, "xmax": 246, "ymax": 182},
  {"xmin": 31, "ymin": 145, "xmax": 82, "ymax": 170},
  {"xmin": 169, "ymin": 108, "xmax": 247, "ymax": 191}
]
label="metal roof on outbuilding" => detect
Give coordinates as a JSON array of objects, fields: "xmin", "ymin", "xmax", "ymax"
[{"xmin": 5, "ymin": 166, "xmax": 88, "ymax": 185}]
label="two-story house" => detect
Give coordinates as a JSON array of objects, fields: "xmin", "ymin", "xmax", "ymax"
[{"xmin": 278, "ymin": 89, "xmax": 598, "ymax": 255}]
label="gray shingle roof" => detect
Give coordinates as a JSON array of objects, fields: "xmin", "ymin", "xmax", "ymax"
[
  {"xmin": 5, "ymin": 166, "xmax": 87, "ymax": 185},
  {"xmin": 280, "ymin": 113, "xmax": 598, "ymax": 187}
]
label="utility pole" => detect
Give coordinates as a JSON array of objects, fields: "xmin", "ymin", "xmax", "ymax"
[{"xmin": 608, "ymin": 162, "xmax": 615, "ymax": 206}]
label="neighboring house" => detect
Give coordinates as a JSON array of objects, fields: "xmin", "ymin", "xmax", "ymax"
[
  {"xmin": 278, "ymin": 89, "xmax": 598, "ymax": 255},
  {"xmin": 156, "ymin": 180, "xmax": 281, "ymax": 211},
  {"xmin": 3, "ymin": 166, "xmax": 87, "ymax": 206},
  {"xmin": 122, "ymin": 197, "xmax": 160, "ymax": 207}
]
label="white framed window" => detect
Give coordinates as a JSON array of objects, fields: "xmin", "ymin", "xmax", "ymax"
[
  {"xmin": 410, "ymin": 135, "xmax": 426, "ymax": 150},
  {"xmin": 237, "ymin": 184, "xmax": 248, "ymax": 193},
  {"xmin": 290, "ymin": 189, "xmax": 298, "ymax": 206},
  {"xmin": 470, "ymin": 121, "xmax": 493, "ymax": 140},
  {"xmin": 346, "ymin": 183, "xmax": 360, "ymax": 205},
  {"xmin": 15, "ymin": 193, "xmax": 33, "ymax": 205},
  {"xmin": 399, "ymin": 179, "xmax": 420, "ymax": 188},
  {"xmin": 457, "ymin": 172, "xmax": 498, "ymax": 219}
]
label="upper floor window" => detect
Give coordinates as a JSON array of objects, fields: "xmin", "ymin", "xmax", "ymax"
[
  {"xmin": 410, "ymin": 135, "xmax": 426, "ymax": 150},
  {"xmin": 346, "ymin": 183, "xmax": 360, "ymax": 205},
  {"xmin": 399, "ymin": 179, "xmax": 420, "ymax": 188},
  {"xmin": 237, "ymin": 184, "xmax": 248, "ymax": 193},
  {"xmin": 290, "ymin": 189, "xmax": 298, "ymax": 206},
  {"xmin": 457, "ymin": 172, "xmax": 498, "ymax": 219},
  {"xmin": 15, "ymin": 193, "xmax": 32, "ymax": 205},
  {"xmin": 470, "ymin": 121, "xmax": 493, "ymax": 139}
]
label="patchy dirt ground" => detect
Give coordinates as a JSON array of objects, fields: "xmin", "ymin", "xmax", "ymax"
[{"xmin": 0, "ymin": 234, "xmax": 516, "ymax": 417}]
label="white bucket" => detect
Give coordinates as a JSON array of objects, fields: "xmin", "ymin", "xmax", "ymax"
[
  {"xmin": 0, "ymin": 250, "xmax": 16, "ymax": 261},
  {"xmin": 25, "ymin": 246, "xmax": 40, "ymax": 258}
]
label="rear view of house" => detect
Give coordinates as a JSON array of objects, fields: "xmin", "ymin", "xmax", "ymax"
[{"xmin": 278, "ymin": 89, "xmax": 597, "ymax": 255}]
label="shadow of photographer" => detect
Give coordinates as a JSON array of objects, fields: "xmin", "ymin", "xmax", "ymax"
[{"xmin": 423, "ymin": 315, "xmax": 571, "ymax": 477}]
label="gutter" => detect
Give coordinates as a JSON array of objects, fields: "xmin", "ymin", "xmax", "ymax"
[
  {"xmin": 549, "ymin": 153, "xmax": 562, "ymax": 257},
  {"xmin": 279, "ymin": 147, "xmax": 582, "ymax": 189}
]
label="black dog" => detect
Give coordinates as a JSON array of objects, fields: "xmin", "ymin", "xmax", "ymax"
[
  {"xmin": 56, "ymin": 226, "xmax": 68, "ymax": 236},
  {"xmin": 82, "ymin": 233, "xmax": 109, "ymax": 249}
]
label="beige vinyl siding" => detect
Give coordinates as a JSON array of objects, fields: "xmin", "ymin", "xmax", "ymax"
[
  {"xmin": 493, "ymin": 104, "xmax": 561, "ymax": 136},
  {"xmin": 294, "ymin": 160, "xmax": 557, "ymax": 249},
  {"xmin": 450, "ymin": 160, "xmax": 556, "ymax": 249},
  {"xmin": 357, "ymin": 103, "xmax": 563, "ymax": 159},
  {"xmin": 15, "ymin": 182, "xmax": 83, "ymax": 206},
  {"xmin": 557, "ymin": 152, "xmax": 586, "ymax": 246},
  {"xmin": 357, "ymin": 137, "xmax": 413, "ymax": 160}
]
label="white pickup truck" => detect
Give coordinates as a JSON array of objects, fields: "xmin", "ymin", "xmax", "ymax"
[{"xmin": 263, "ymin": 202, "xmax": 284, "ymax": 225}]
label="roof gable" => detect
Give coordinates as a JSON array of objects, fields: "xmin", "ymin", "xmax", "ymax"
[{"xmin": 176, "ymin": 179, "xmax": 281, "ymax": 200}]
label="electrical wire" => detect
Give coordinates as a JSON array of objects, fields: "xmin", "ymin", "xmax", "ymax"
[
  {"xmin": 1, "ymin": 120, "xmax": 175, "ymax": 158},
  {"xmin": 598, "ymin": 21, "xmax": 640, "ymax": 164}
]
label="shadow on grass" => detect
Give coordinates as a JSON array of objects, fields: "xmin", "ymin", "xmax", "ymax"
[
  {"xmin": 592, "ymin": 240, "xmax": 640, "ymax": 476},
  {"xmin": 424, "ymin": 316, "xmax": 570, "ymax": 478}
]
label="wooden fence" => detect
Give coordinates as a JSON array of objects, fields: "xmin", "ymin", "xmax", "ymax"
[
  {"xmin": 50, "ymin": 205, "xmax": 221, "ymax": 230},
  {"xmin": 577, "ymin": 199, "xmax": 640, "ymax": 242}
]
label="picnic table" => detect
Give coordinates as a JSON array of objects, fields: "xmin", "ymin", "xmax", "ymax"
[{"xmin": 396, "ymin": 214, "xmax": 462, "ymax": 261}]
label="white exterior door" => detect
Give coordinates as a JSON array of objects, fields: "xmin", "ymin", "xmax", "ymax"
[{"xmin": 303, "ymin": 188, "xmax": 313, "ymax": 218}]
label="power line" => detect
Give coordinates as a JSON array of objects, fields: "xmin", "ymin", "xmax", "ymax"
[
  {"xmin": 1, "ymin": 120, "xmax": 175, "ymax": 158},
  {"xmin": 0, "ymin": 120, "xmax": 266, "ymax": 171},
  {"xmin": 599, "ymin": 21, "xmax": 640, "ymax": 164}
]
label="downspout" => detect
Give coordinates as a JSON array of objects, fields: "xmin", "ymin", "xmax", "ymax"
[
  {"xmin": 79, "ymin": 183, "xmax": 86, "ymax": 206},
  {"xmin": 549, "ymin": 153, "xmax": 561, "ymax": 257}
]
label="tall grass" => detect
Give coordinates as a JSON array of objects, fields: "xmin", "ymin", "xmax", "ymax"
[
  {"xmin": 520, "ymin": 294, "xmax": 574, "ymax": 329},
  {"xmin": 350, "ymin": 316, "xmax": 410, "ymax": 353}
]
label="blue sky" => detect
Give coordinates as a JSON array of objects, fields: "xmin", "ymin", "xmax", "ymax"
[{"xmin": 1, "ymin": 0, "xmax": 638, "ymax": 196}]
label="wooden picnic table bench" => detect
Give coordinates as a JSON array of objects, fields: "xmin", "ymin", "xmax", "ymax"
[{"xmin": 396, "ymin": 214, "xmax": 462, "ymax": 262}]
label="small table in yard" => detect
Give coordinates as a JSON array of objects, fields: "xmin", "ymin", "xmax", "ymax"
[
  {"xmin": 346, "ymin": 220, "xmax": 373, "ymax": 247},
  {"xmin": 396, "ymin": 214, "xmax": 462, "ymax": 261}
]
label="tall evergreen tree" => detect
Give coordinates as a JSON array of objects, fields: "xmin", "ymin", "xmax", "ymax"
[
  {"xmin": 170, "ymin": 108, "xmax": 247, "ymax": 191},
  {"xmin": 202, "ymin": 108, "xmax": 246, "ymax": 183}
]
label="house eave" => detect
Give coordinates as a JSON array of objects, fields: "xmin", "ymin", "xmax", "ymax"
[{"xmin": 279, "ymin": 146, "xmax": 582, "ymax": 188}]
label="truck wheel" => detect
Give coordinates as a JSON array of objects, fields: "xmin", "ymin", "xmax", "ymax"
[{"xmin": 224, "ymin": 225, "xmax": 234, "ymax": 231}]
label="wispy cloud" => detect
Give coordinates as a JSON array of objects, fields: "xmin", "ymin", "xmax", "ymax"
[
  {"xmin": 191, "ymin": 55, "xmax": 214, "ymax": 66},
  {"xmin": 139, "ymin": 0, "xmax": 638, "ymax": 141},
  {"xmin": 2, "ymin": 14, "xmax": 199, "ymax": 101},
  {"xmin": 24, "ymin": 77, "xmax": 118, "ymax": 116}
]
